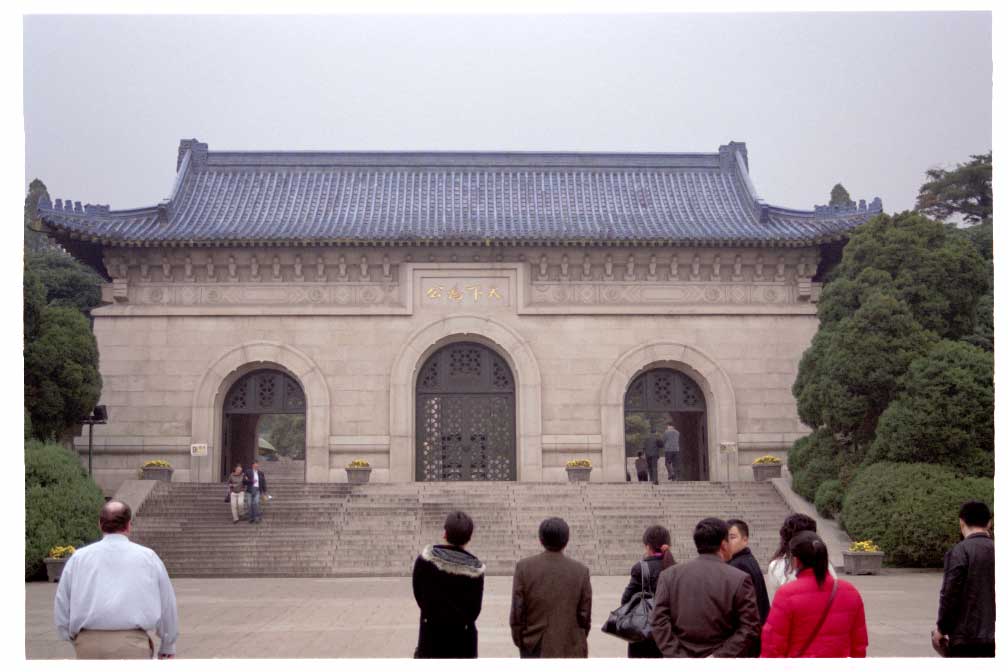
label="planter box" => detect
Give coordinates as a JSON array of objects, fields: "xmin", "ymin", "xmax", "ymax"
[
  {"xmin": 44, "ymin": 557, "xmax": 68, "ymax": 583},
  {"xmin": 566, "ymin": 467, "xmax": 592, "ymax": 482},
  {"xmin": 346, "ymin": 467, "xmax": 372, "ymax": 484},
  {"xmin": 752, "ymin": 463, "xmax": 782, "ymax": 482},
  {"xmin": 141, "ymin": 466, "xmax": 173, "ymax": 482},
  {"xmin": 842, "ymin": 551, "xmax": 884, "ymax": 575}
]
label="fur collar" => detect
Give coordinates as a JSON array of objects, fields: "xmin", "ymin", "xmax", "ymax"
[{"xmin": 421, "ymin": 544, "xmax": 486, "ymax": 578}]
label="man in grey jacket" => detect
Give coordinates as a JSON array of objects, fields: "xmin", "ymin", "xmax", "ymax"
[{"xmin": 661, "ymin": 421, "xmax": 680, "ymax": 481}]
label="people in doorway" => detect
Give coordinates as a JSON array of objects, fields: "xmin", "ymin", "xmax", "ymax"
[
  {"xmin": 650, "ymin": 517, "xmax": 760, "ymax": 657},
  {"xmin": 243, "ymin": 460, "xmax": 268, "ymax": 524},
  {"xmin": 767, "ymin": 513, "xmax": 835, "ymax": 593},
  {"xmin": 227, "ymin": 463, "xmax": 245, "ymax": 523},
  {"xmin": 662, "ymin": 421, "xmax": 680, "ymax": 481},
  {"xmin": 54, "ymin": 500, "xmax": 179, "ymax": 659},
  {"xmin": 510, "ymin": 517, "xmax": 593, "ymax": 658},
  {"xmin": 726, "ymin": 518, "xmax": 770, "ymax": 655},
  {"xmin": 412, "ymin": 510, "xmax": 486, "ymax": 658},
  {"xmin": 620, "ymin": 525, "xmax": 676, "ymax": 658},
  {"xmin": 932, "ymin": 501, "xmax": 995, "ymax": 658},
  {"xmin": 642, "ymin": 428, "xmax": 663, "ymax": 485},
  {"xmin": 760, "ymin": 531, "xmax": 868, "ymax": 658},
  {"xmin": 635, "ymin": 452, "xmax": 649, "ymax": 482}
]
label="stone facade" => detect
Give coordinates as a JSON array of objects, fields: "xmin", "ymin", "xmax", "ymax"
[{"xmin": 75, "ymin": 244, "xmax": 817, "ymax": 493}]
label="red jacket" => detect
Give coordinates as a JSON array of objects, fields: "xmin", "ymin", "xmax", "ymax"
[{"xmin": 760, "ymin": 569, "xmax": 868, "ymax": 658}]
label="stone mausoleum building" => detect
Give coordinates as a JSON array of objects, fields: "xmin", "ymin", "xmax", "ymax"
[{"xmin": 37, "ymin": 139, "xmax": 881, "ymax": 494}]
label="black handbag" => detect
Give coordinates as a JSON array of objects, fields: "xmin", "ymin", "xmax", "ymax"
[{"xmin": 602, "ymin": 559, "xmax": 655, "ymax": 642}]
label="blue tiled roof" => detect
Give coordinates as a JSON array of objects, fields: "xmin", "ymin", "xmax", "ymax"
[{"xmin": 36, "ymin": 139, "xmax": 882, "ymax": 247}]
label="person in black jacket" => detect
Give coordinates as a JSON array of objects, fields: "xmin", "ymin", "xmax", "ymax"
[
  {"xmin": 620, "ymin": 525, "xmax": 676, "ymax": 658},
  {"xmin": 412, "ymin": 510, "xmax": 486, "ymax": 658},
  {"xmin": 932, "ymin": 501, "xmax": 995, "ymax": 658},
  {"xmin": 726, "ymin": 519, "xmax": 770, "ymax": 656},
  {"xmin": 242, "ymin": 461, "xmax": 268, "ymax": 524}
]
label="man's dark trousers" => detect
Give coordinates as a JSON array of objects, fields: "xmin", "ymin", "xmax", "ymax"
[
  {"xmin": 664, "ymin": 452, "xmax": 680, "ymax": 480},
  {"xmin": 646, "ymin": 456, "xmax": 659, "ymax": 483}
]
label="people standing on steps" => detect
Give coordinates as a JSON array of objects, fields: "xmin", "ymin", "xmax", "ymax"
[
  {"xmin": 650, "ymin": 517, "xmax": 761, "ymax": 657},
  {"xmin": 726, "ymin": 518, "xmax": 770, "ymax": 655},
  {"xmin": 620, "ymin": 524, "xmax": 676, "ymax": 658},
  {"xmin": 227, "ymin": 463, "xmax": 245, "ymax": 523},
  {"xmin": 662, "ymin": 421, "xmax": 680, "ymax": 481},
  {"xmin": 767, "ymin": 513, "xmax": 835, "ymax": 593},
  {"xmin": 243, "ymin": 460, "xmax": 268, "ymax": 524},
  {"xmin": 642, "ymin": 428, "xmax": 663, "ymax": 485},
  {"xmin": 510, "ymin": 517, "xmax": 593, "ymax": 658},
  {"xmin": 412, "ymin": 510, "xmax": 486, "ymax": 658},
  {"xmin": 635, "ymin": 452, "xmax": 649, "ymax": 482},
  {"xmin": 54, "ymin": 500, "xmax": 179, "ymax": 659}
]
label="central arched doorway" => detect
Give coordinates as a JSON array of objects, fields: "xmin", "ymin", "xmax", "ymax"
[
  {"xmin": 221, "ymin": 369, "xmax": 306, "ymax": 482},
  {"xmin": 415, "ymin": 342, "xmax": 517, "ymax": 481},
  {"xmin": 624, "ymin": 368, "xmax": 709, "ymax": 481}
]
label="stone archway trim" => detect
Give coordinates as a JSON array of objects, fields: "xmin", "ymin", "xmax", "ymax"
[
  {"xmin": 190, "ymin": 341, "xmax": 332, "ymax": 482},
  {"xmin": 600, "ymin": 342, "xmax": 738, "ymax": 482},
  {"xmin": 388, "ymin": 315, "xmax": 543, "ymax": 482}
]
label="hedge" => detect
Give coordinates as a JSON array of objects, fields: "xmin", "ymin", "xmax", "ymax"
[
  {"xmin": 25, "ymin": 440, "xmax": 104, "ymax": 579},
  {"xmin": 842, "ymin": 461, "xmax": 993, "ymax": 566},
  {"xmin": 788, "ymin": 429, "xmax": 842, "ymax": 502},
  {"xmin": 813, "ymin": 479, "xmax": 844, "ymax": 519}
]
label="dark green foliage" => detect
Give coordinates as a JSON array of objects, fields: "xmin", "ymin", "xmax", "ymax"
[
  {"xmin": 624, "ymin": 412, "xmax": 650, "ymax": 457},
  {"xmin": 814, "ymin": 479, "xmax": 844, "ymax": 519},
  {"xmin": 829, "ymin": 183, "xmax": 854, "ymax": 207},
  {"xmin": 26, "ymin": 250, "xmax": 102, "ymax": 314},
  {"xmin": 788, "ymin": 429, "xmax": 843, "ymax": 501},
  {"xmin": 25, "ymin": 439, "xmax": 104, "ymax": 579},
  {"xmin": 868, "ymin": 341, "xmax": 993, "ymax": 477},
  {"xmin": 258, "ymin": 414, "xmax": 306, "ymax": 459},
  {"xmin": 963, "ymin": 293, "xmax": 994, "ymax": 352},
  {"xmin": 24, "ymin": 306, "xmax": 101, "ymax": 440},
  {"xmin": 23, "ymin": 263, "xmax": 46, "ymax": 344},
  {"xmin": 842, "ymin": 462, "xmax": 993, "ymax": 566},
  {"xmin": 24, "ymin": 178, "xmax": 58, "ymax": 253},
  {"xmin": 955, "ymin": 220, "xmax": 993, "ymax": 351},
  {"xmin": 915, "ymin": 152, "xmax": 992, "ymax": 224}
]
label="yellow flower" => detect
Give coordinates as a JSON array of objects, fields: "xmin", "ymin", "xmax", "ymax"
[
  {"xmin": 48, "ymin": 545, "xmax": 75, "ymax": 559},
  {"xmin": 142, "ymin": 460, "xmax": 172, "ymax": 468},
  {"xmin": 566, "ymin": 459, "xmax": 592, "ymax": 468},
  {"xmin": 347, "ymin": 459, "xmax": 370, "ymax": 468},
  {"xmin": 848, "ymin": 540, "xmax": 881, "ymax": 553},
  {"xmin": 753, "ymin": 455, "xmax": 781, "ymax": 465}
]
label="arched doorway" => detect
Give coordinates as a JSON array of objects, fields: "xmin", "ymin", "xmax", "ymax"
[
  {"xmin": 415, "ymin": 342, "xmax": 517, "ymax": 481},
  {"xmin": 221, "ymin": 369, "xmax": 306, "ymax": 482},
  {"xmin": 624, "ymin": 368, "xmax": 709, "ymax": 480}
]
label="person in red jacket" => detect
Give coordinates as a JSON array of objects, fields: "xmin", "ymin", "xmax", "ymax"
[{"xmin": 761, "ymin": 531, "xmax": 868, "ymax": 658}]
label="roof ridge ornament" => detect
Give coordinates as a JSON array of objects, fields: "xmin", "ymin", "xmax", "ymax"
[
  {"xmin": 177, "ymin": 138, "xmax": 208, "ymax": 172},
  {"xmin": 814, "ymin": 197, "xmax": 883, "ymax": 219}
]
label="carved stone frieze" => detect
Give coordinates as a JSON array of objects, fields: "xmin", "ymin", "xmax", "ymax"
[
  {"xmin": 529, "ymin": 282, "xmax": 798, "ymax": 306},
  {"xmin": 132, "ymin": 282, "xmax": 403, "ymax": 307}
]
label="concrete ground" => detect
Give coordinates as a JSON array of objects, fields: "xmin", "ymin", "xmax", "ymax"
[{"xmin": 26, "ymin": 570, "xmax": 942, "ymax": 658}]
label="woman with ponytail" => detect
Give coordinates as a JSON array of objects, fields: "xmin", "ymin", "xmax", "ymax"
[
  {"xmin": 619, "ymin": 525, "xmax": 675, "ymax": 657},
  {"xmin": 761, "ymin": 532, "xmax": 868, "ymax": 657}
]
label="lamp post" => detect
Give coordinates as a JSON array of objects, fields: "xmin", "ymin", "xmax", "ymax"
[{"xmin": 81, "ymin": 405, "xmax": 108, "ymax": 477}]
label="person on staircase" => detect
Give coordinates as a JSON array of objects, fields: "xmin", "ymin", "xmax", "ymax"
[
  {"xmin": 227, "ymin": 463, "xmax": 246, "ymax": 523},
  {"xmin": 620, "ymin": 525, "xmax": 676, "ymax": 658},
  {"xmin": 411, "ymin": 510, "xmax": 486, "ymax": 658},
  {"xmin": 635, "ymin": 452, "xmax": 649, "ymax": 482},
  {"xmin": 242, "ymin": 461, "xmax": 268, "ymax": 524},
  {"xmin": 662, "ymin": 421, "xmax": 680, "ymax": 481},
  {"xmin": 642, "ymin": 428, "xmax": 663, "ymax": 485}
]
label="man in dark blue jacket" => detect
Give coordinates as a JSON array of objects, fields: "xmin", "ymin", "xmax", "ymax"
[
  {"xmin": 242, "ymin": 461, "xmax": 268, "ymax": 524},
  {"xmin": 932, "ymin": 501, "xmax": 995, "ymax": 657}
]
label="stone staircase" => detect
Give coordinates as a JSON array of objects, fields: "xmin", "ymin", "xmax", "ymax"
[{"xmin": 132, "ymin": 482, "xmax": 793, "ymax": 577}]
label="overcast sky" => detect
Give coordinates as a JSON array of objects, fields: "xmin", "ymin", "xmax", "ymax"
[{"xmin": 23, "ymin": 12, "xmax": 991, "ymax": 215}]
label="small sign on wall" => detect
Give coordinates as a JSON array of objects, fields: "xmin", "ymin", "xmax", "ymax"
[{"xmin": 190, "ymin": 443, "xmax": 208, "ymax": 457}]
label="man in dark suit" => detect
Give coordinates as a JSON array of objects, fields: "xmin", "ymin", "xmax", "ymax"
[
  {"xmin": 725, "ymin": 518, "xmax": 770, "ymax": 655},
  {"xmin": 642, "ymin": 428, "xmax": 662, "ymax": 485},
  {"xmin": 650, "ymin": 517, "xmax": 760, "ymax": 657},
  {"xmin": 509, "ymin": 517, "xmax": 592, "ymax": 658},
  {"xmin": 242, "ymin": 460, "xmax": 268, "ymax": 524}
]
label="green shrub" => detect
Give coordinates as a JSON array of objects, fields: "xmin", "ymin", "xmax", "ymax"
[
  {"xmin": 788, "ymin": 429, "xmax": 841, "ymax": 501},
  {"xmin": 842, "ymin": 461, "xmax": 993, "ymax": 566},
  {"xmin": 25, "ymin": 440, "xmax": 104, "ymax": 579},
  {"xmin": 814, "ymin": 479, "xmax": 844, "ymax": 519}
]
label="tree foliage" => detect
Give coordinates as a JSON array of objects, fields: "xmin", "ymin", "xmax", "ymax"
[
  {"xmin": 915, "ymin": 152, "xmax": 992, "ymax": 224},
  {"xmin": 25, "ymin": 439, "xmax": 104, "ymax": 579},
  {"xmin": 24, "ymin": 178, "xmax": 58, "ymax": 253},
  {"xmin": 258, "ymin": 414, "xmax": 306, "ymax": 459},
  {"xmin": 26, "ymin": 250, "xmax": 102, "ymax": 314},
  {"xmin": 829, "ymin": 183, "xmax": 854, "ymax": 207}
]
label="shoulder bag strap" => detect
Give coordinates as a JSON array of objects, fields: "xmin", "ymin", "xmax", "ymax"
[
  {"xmin": 640, "ymin": 558, "xmax": 653, "ymax": 596},
  {"xmin": 794, "ymin": 578, "xmax": 839, "ymax": 657}
]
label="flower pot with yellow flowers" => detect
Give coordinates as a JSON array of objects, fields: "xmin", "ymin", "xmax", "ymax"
[
  {"xmin": 751, "ymin": 455, "xmax": 782, "ymax": 481},
  {"xmin": 140, "ymin": 460, "xmax": 173, "ymax": 482},
  {"xmin": 843, "ymin": 540, "xmax": 884, "ymax": 575},
  {"xmin": 346, "ymin": 459, "xmax": 372, "ymax": 484},
  {"xmin": 45, "ymin": 545, "xmax": 75, "ymax": 582},
  {"xmin": 565, "ymin": 459, "xmax": 592, "ymax": 482}
]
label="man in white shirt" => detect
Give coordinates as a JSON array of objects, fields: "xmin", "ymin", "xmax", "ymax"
[{"xmin": 54, "ymin": 500, "xmax": 179, "ymax": 659}]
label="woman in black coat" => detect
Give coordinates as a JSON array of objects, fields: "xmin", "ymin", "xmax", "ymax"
[
  {"xmin": 412, "ymin": 511, "xmax": 486, "ymax": 658},
  {"xmin": 620, "ymin": 525, "xmax": 676, "ymax": 658}
]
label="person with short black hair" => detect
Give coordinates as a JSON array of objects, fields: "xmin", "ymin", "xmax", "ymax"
[
  {"xmin": 510, "ymin": 517, "xmax": 592, "ymax": 657},
  {"xmin": 650, "ymin": 517, "xmax": 760, "ymax": 657},
  {"xmin": 642, "ymin": 427, "xmax": 663, "ymax": 484},
  {"xmin": 726, "ymin": 518, "xmax": 770, "ymax": 655},
  {"xmin": 761, "ymin": 532, "xmax": 868, "ymax": 657},
  {"xmin": 635, "ymin": 451, "xmax": 649, "ymax": 482},
  {"xmin": 662, "ymin": 421, "xmax": 680, "ymax": 480},
  {"xmin": 932, "ymin": 501, "xmax": 995, "ymax": 658},
  {"xmin": 412, "ymin": 510, "xmax": 485, "ymax": 658},
  {"xmin": 243, "ymin": 460, "xmax": 268, "ymax": 524},
  {"xmin": 620, "ymin": 525, "xmax": 676, "ymax": 658},
  {"xmin": 54, "ymin": 500, "xmax": 179, "ymax": 659}
]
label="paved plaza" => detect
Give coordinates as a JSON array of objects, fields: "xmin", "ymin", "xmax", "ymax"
[{"xmin": 27, "ymin": 570, "xmax": 942, "ymax": 658}]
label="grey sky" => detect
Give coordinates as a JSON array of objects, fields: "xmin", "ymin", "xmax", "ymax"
[{"xmin": 23, "ymin": 12, "xmax": 991, "ymax": 215}]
